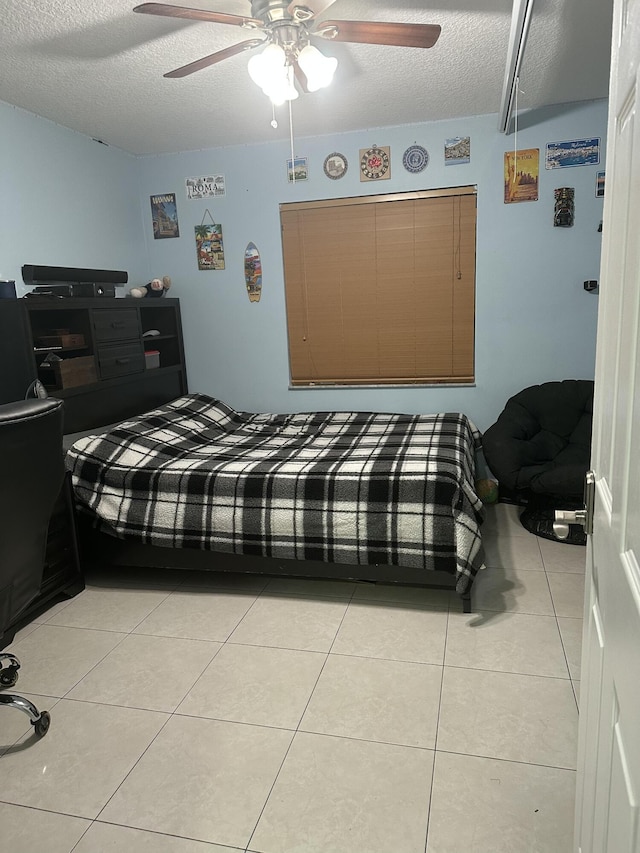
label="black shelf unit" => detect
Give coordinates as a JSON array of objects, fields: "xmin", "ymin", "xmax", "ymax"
[
  {"xmin": 0, "ymin": 297, "xmax": 188, "ymax": 433},
  {"xmin": 0, "ymin": 297, "xmax": 188, "ymax": 635}
]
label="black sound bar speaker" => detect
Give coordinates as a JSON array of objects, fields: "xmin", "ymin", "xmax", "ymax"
[{"xmin": 22, "ymin": 265, "xmax": 128, "ymax": 286}]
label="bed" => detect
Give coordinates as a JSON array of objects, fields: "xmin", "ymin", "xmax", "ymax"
[{"xmin": 65, "ymin": 394, "xmax": 485, "ymax": 611}]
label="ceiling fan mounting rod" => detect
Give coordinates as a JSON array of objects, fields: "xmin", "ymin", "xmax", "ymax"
[
  {"xmin": 250, "ymin": 0, "xmax": 295, "ymax": 25},
  {"xmin": 269, "ymin": 21, "xmax": 309, "ymax": 52}
]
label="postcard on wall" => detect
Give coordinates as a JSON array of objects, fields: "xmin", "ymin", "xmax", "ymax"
[
  {"xmin": 195, "ymin": 222, "xmax": 225, "ymax": 270},
  {"xmin": 504, "ymin": 148, "xmax": 539, "ymax": 204},
  {"xmin": 185, "ymin": 175, "xmax": 225, "ymax": 200},
  {"xmin": 287, "ymin": 157, "xmax": 309, "ymax": 183},
  {"xmin": 596, "ymin": 170, "xmax": 605, "ymax": 198},
  {"xmin": 150, "ymin": 193, "xmax": 180, "ymax": 239},
  {"xmin": 444, "ymin": 136, "xmax": 470, "ymax": 165},
  {"xmin": 545, "ymin": 138, "xmax": 600, "ymax": 169}
]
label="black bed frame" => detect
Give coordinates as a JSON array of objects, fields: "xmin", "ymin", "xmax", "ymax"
[{"xmin": 78, "ymin": 520, "xmax": 472, "ymax": 613}]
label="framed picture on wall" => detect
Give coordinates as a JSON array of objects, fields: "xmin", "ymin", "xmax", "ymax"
[{"xmin": 150, "ymin": 193, "xmax": 180, "ymax": 239}]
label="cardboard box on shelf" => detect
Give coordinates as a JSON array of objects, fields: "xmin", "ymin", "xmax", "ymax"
[{"xmin": 144, "ymin": 349, "xmax": 160, "ymax": 369}]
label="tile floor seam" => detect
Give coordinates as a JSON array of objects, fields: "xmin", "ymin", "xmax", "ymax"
[
  {"xmin": 554, "ymin": 615, "xmax": 577, "ymax": 685},
  {"xmin": 171, "ymin": 709, "xmax": 298, "ymax": 733},
  {"xmin": 292, "ymin": 726, "xmax": 440, "ymax": 752},
  {"xmin": 433, "ymin": 746, "xmax": 579, "ymax": 773},
  {"xmin": 243, "ymin": 728, "xmax": 298, "ymax": 852},
  {"xmin": 68, "ymin": 816, "xmax": 94, "ymax": 852},
  {"xmin": 423, "ymin": 606, "xmax": 450, "ymax": 851},
  {"xmin": 57, "ymin": 628, "xmax": 132, "ymax": 700},
  {"xmin": 285, "ymin": 590, "xmax": 355, "ymax": 730},
  {"xmin": 124, "ymin": 587, "xmax": 177, "ymax": 635},
  {"xmin": 92, "ymin": 710, "xmax": 175, "ymax": 824},
  {"xmin": 0, "ymin": 799, "xmax": 87, "ymax": 818},
  {"xmin": 443, "ymin": 661, "xmax": 572, "ymax": 679},
  {"xmin": 442, "ymin": 663, "xmax": 574, "ymax": 683},
  {"xmin": 165, "ymin": 640, "xmax": 227, "ymax": 714}
]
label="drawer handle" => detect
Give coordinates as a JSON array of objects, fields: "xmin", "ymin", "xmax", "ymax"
[
  {"xmin": 115, "ymin": 358, "xmax": 131, "ymax": 365},
  {"xmin": 110, "ymin": 321, "xmax": 125, "ymax": 328}
]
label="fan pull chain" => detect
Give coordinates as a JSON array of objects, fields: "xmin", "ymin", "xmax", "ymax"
[
  {"xmin": 513, "ymin": 75, "xmax": 519, "ymax": 178},
  {"xmin": 288, "ymin": 86, "xmax": 296, "ymax": 184}
]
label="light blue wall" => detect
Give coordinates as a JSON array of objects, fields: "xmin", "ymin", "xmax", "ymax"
[
  {"xmin": 0, "ymin": 101, "xmax": 148, "ymax": 294},
  {"xmin": 137, "ymin": 99, "xmax": 606, "ymax": 431},
  {"xmin": 2, "ymin": 97, "xmax": 606, "ymax": 433}
]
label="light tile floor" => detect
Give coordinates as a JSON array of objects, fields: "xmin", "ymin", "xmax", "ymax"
[{"xmin": 1, "ymin": 502, "xmax": 584, "ymax": 853}]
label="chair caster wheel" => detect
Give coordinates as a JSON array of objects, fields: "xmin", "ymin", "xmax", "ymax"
[
  {"xmin": 0, "ymin": 666, "xmax": 19, "ymax": 687},
  {"xmin": 33, "ymin": 710, "xmax": 51, "ymax": 738}
]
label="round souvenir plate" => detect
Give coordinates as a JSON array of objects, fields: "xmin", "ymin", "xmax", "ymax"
[
  {"xmin": 402, "ymin": 144, "xmax": 429, "ymax": 173},
  {"xmin": 323, "ymin": 152, "xmax": 348, "ymax": 180}
]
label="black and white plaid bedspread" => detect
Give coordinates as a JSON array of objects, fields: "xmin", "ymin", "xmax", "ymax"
[{"xmin": 66, "ymin": 394, "xmax": 485, "ymax": 593}]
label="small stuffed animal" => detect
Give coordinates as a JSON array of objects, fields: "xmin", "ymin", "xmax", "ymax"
[{"xmin": 130, "ymin": 276, "xmax": 171, "ymax": 298}]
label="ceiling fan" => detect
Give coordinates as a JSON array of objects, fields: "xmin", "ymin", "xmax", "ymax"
[{"xmin": 134, "ymin": 1, "xmax": 441, "ymax": 102}]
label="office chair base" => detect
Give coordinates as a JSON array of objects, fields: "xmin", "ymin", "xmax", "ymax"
[
  {"xmin": 0, "ymin": 652, "xmax": 20, "ymax": 687},
  {"xmin": 0, "ymin": 694, "xmax": 51, "ymax": 737},
  {"xmin": 0, "ymin": 654, "xmax": 51, "ymax": 737}
]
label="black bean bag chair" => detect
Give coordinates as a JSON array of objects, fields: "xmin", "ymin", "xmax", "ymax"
[{"xmin": 482, "ymin": 379, "xmax": 594, "ymax": 542}]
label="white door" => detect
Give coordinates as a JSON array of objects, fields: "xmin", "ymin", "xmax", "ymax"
[{"xmin": 573, "ymin": 1, "xmax": 640, "ymax": 851}]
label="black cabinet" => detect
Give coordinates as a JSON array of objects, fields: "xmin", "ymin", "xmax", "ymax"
[
  {"xmin": 0, "ymin": 297, "xmax": 188, "ymax": 638},
  {"xmin": 2, "ymin": 474, "xmax": 84, "ymax": 647},
  {"xmin": 0, "ymin": 297, "xmax": 188, "ymax": 433}
]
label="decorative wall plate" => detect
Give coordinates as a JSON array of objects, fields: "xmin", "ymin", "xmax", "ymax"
[
  {"xmin": 323, "ymin": 152, "xmax": 348, "ymax": 180},
  {"xmin": 402, "ymin": 144, "xmax": 429, "ymax": 173},
  {"xmin": 359, "ymin": 146, "xmax": 391, "ymax": 181}
]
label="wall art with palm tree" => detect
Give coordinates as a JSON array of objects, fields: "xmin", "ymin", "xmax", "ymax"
[{"xmin": 195, "ymin": 220, "xmax": 225, "ymax": 270}]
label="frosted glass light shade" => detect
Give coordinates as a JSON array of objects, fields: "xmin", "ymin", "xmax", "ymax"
[
  {"xmin": 248, "ymin": 43, "xmax": 299, "ymax": 103},
  {"xmin": 248, "ymin": 43, "xmax": 285, "ymax": 89},
  {"xmin": 297, "ymin": 44, "xmax": 337, "ymax": 91}
]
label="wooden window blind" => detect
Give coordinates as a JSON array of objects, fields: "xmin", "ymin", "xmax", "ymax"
[{"xmin": 280, "ymin": 186, "xmax": 477, "ymax": 386}]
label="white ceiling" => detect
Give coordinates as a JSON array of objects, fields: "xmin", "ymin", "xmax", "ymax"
[{"xmin": 0, "ymin": 0, "xmax": 613, "ymax": 156}]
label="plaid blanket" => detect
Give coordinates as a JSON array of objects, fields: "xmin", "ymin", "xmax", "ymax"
[{"xmin": 66, "ymin": 394, "xmax": 485, "ymax": 593}]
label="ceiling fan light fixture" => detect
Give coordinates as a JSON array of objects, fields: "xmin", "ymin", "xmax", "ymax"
[
  {"xmin": 249, "ymin": 44, "xmax": 300, "ymax": 103},
  {"xmin": 248, "ymin": 43, "xmax": 285, "ymax": 86},
  {"xmin": 296, "ymin": 43, "xmax": 337, "ymax": 91}
]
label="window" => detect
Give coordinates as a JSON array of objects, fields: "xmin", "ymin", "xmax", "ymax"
[{"xmin": 280, "ymin": 186, "xmax": 477, "ymax": 386}]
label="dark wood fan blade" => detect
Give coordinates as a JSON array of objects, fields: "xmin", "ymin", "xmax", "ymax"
[
  {"xmin": 134, "ymin": 3, "xmax": 264, "ymax": 29},
  {"xmin": 292, "ymin": 59, "xmax": 310, "ymax": 93},
  {"xmin": 164, "ymin": 38, "xmax": 264, "ymax": 78},
  {"xmin": 287, "ymin": 1, "xmax": 338, "ymax": 21},
  {"xmin": 315, "ymin": 20, "xmax": 441, "ymax": 49}
]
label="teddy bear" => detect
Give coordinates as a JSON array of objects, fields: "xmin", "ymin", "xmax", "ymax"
[{"xmin": 129, "ymin": 276, "xmax": 171, "ymax": 298}]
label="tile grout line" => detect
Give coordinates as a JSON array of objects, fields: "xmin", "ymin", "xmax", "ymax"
[
  {"xmin": 422, "ymin": 603, "xmax": 449, "ymax": 853},
  {"xmin": 243, "ymin": 581, "xmax": 358, "ymax": 852}
]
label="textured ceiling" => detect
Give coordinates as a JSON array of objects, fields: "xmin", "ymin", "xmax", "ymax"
[{"xmin": 0, "ymin": 0, "xmax": 613, "ymax": 155}]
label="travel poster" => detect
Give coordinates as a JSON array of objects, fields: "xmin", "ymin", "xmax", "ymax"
[
  {"xmin": 150, "ymin": 193, "xmax": 180, "ymax": 239},
  {"xmin": 545, "ymin": 138, "xmax": 600, "ymax": 169},
  {"xmin": 504, "ymin": 148, "xmax": 539, "ymax": 203}
]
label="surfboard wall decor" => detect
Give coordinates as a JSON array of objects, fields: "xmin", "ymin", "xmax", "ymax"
[{"xmin": 244, "ymin": 242, "xmax": 262, "ymax": 303}]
